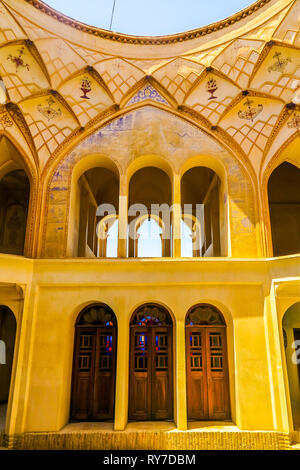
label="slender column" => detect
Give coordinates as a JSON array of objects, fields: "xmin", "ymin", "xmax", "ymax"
[
  {"xmin": 77, "ymin": 185, "xmax": 89, "ymax": 257},
  {"xmin": 211, "ymin": 186, "xmax": 221, "ymax": 256},
  {"xmin": 175, "ymin": 319, "xmax": 187, "ymax": 430},
  {"xmin": 172, "ymin": 173, "xmax": 181, "ymax": 258},
  {"xmin": 114, "ymin": 313, "xmax": 130, "ymax": 430},
  {"xmin": 118, "ymin": 174, "xmax": 128, "ymax": 258}
]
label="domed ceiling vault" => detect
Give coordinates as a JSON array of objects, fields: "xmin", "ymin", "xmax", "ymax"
[{"xmin": 0, "ymin": 0, "xmax": 298, "ymax": 180}]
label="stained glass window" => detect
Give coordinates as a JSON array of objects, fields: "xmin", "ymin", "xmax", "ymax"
[
  {"xmin": 186, "ymin": 304, "xmax": 225, "ymax": 326},
  {"xmin": 131, "ymin": 304, "xmax": 172, "ymax": 326},
  {"xmin": 77, "ymin": 304, "xmax": 117, "ymax": 326}
]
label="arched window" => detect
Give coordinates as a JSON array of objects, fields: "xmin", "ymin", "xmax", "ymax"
[
  {"xmin": 181, "ymin": 215, "xmax": 201, "ymax": 257},
  {"xmin": 129, "ymin": 303, "xmax": 173, "ymax": 420},
  {"xmin": 70, "ymin": 303, "xmax": 117, "ymax": 421},
  {"xmin": 97, "ymin": 215, "xmax": 118, "ymax": 258},
  {"xmin": 128, "ymin": 167, "xmax": 172, "ymax": 258},
  {"xmin": 135, "ymin": 216, "xmax": 163, "ymax": 258},
  {"xmin": 268, "ymin": 162, "xmax": 300, "ymax": 256},
  {"xmin": 185, "ymin": 304, "xmax": 230, "ymax": 421},
  {"xmin": 76, "ymin": 167, "xmax": 119, "ymax": 258},
  {"xmin": 181, "ymin": 167, "xmax": 222, "ymax": 257}
]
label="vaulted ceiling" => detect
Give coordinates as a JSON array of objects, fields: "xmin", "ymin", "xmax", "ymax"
[{"xmin": 0, "ymin": 0, "xmax": 299, "ymax": 180}]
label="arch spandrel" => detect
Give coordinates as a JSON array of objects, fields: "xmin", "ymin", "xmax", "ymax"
[{"xmin": 43, "ymin": 105, "xmax": 258, "ymax": 258}]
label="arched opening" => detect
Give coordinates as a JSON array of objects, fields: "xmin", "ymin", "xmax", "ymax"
[
  {"xmin": 70, "ymin": 303, "xmax": 117, "ymax": 421},
  {"xmin": 0, "ymin": 170, "xmax": 30, "ymax": 255},
  {"xmin": 76, "ymin": 167, "xmax": 119, "ymax": 257},
  {"xmin": 129, "ymin": 303, "xmax": 173, "ymax": 420},
  {"xmin": 128, "ymin": 167, "xmax": 172, "ymax": 257},
  {"xmin": 0, "ymin": 306, "xmax": 16, "ymax": 432},
  {"xmin": 185, "ymin": 304, "xmax": 230, "ymax": 420},
  {"xmin": 181, "ymin": 167, "xmax": 221, "ymax": 257},
  {"xmin": 134, "ymin": 215, "xmax": 165, "ymax": 258},
  {"xmin": 283, "ymin": 302, "xmax": 300, "ymax": 429},
  {"xmin": 268, "ymin": 162, "xmax": 300, "ymax": 257}
]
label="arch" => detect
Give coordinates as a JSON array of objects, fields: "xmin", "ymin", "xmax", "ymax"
[
  {"xmin": 181, "ymin": 215, "xmax": 202, "ymax": 258},
  {"xmin": 126, "ymin": 154, "xmax": 174, "ymax": 184},
  {"xmin": 75, "ymin": 302, "xmax": 117, "ymax": 326},
  {"xmin": 70, "ymin": 302, "xmax": 118, "ymax": 421},
  {"xmin": 0, "ymin": 135, "xmax": 36, "ymax": 256},
  {"xmin": 261, "ymin": 135, "xmax": 300, "ymax": 257},
  {"xmin": 67, "ymin": 154, "xmax": 120, "ymax": 257},
  {"xmin": 130, "ymin": 302, "xmax": 173, "ymax": 326},
  {"xmin": 282, "ymin": 302, "xmax": 300, "ymax": 429},
  {"xmin": 267, "ymin": 161, "xmax": 300, "ymax": 257},
  {"xmin": 185, "ymin": 303, "xmax": 226, "ymax": 326},
  {"xmin": 0, "ymin": 169, "xmax": 30, "ymax": 255},
  {"xmin": 96, "ymin": 214, "xmax": 119, "ymax": 258},
  {"xmin": 129, "ymin": 302, "xmax": 173, "ymax": 420},
  {"xmin": 0, "ymin": 305, "xmax": 16, "ymax": 433},
  {"xmin": 181, "ymin": 166, "xmax": 224, "ymax": 257},
  {"xmin": 185, "ymin": 303, "xmax": 231, "ymax": 421},
  {"xmin": 43, "ymin": 105, "xmax": 258, "ymax": 258},
  {"xmin": 128, "ymin": 166, "xmax": 172, "ymax": 258},
  {"xmin": 132, "ymin": 214, "xmax": 165, "ymax": 258}
]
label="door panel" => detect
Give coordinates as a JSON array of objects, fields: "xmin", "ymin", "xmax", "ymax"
[
  {"xmin": 206, "ymin": 328, "xmax": 230, "ymax": 420},
  {"xmin": 151, "ymin": 328, "xmax": 173, "ymax": 420},
  {"xmin": 186, "ymin": 328, "xmax": 208, "ymax": 419},
  {"xmin": 71, "ymin": 329, "xmax": 96, "ymax": 420},
  {"xmin": 71, "ymin": 326, "xmax": 116, "ymax": 421},
  {"xmin": 186, "ymin": 326, "xmax": 230, "ymax": 421},
  {"xmin": 129, "ymin": 326, "xmax": 173, "ymax": 420},
  {"xmin": 93, "ymin": 329, "xmax": 116, "ymax": 419},
  {"xmin": 129, "ymin": 329, "xmax": 151, "ymax": 420}
]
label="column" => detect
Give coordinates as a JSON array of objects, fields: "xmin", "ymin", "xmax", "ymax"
[
  {"xmin": 118, "ymin": 174, "xmax": 128, "ymax": 258},
  {"xmin": 172, "ymin": 173, "xmax": 181, "ymax": 258},
  {"xmin": 114, "ymin": 313, "xmax": 130, "ymax": 430},
  {"xmin": 175, "ymin": 319, "xmax": 187, "ymax": 430}
]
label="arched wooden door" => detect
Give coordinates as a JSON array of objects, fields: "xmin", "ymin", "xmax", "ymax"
[
  {"xmin": 70, "ymin": 304, "xmax": 117, "ymax": 421},
  {"xmin": 186, "ymin": 305, "xmax": 230, "ymax": 420},
  {"xmin": 129, "ymin": 304, "xmax": 173, "ymax": 421}
]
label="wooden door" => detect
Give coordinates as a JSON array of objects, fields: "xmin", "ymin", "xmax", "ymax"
[
  {"xmin": 129, "ymin": 326, "xmax": 173, "ymax": 420},
  {"xmin": 71, "ymin": 326, "xmax": 116, "ymax": 421},
  {"xmin": 186, "ymin": 326, "xmax": 230, "ymax": 420}
]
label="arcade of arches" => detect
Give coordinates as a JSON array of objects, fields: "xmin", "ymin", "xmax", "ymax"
[{"xmin": 0, "ymin": 0, "xmax": 300, "ymax": 451}]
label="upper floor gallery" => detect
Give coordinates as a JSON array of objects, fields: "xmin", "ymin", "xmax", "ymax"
[{"xmin": 0, "ymin": 0, "xmax": 299, "ymax": 260}]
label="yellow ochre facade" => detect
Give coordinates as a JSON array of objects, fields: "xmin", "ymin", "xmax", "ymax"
[{"xmin": 0, "ymin": 0, "xmax": 299, "ymax": 450}]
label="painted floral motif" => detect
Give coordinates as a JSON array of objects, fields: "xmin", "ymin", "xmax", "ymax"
[
  {"xmin": 238, "ymin": 98, "xmax": 263, "ymax": 122},
  {"xmin": 80, "ymin": 76, "xmax": 92, "ymax": 99},
  {"xmin": 268, "ymin": 52, "xmax": 291, "ymax": 73},
  {"xmin": 287, "ymin": 113, "xmax": 300, "ymax": 131},
  {"xmin": 7, "ymin": 47, "xmax": 29, "ymax": 72},
  {"xmin": 37, "ymin": 96, "xmax": 62, "ymax": 121},
  {"xmin": 0, "ymin": 112, "xmax": 13, "ymax": 128},
  {"xmin": 127, "ymin": 85, "xmax": 168, "ymax": 105},
  {"xmin": 206, "ymin": 77, "xmax": 218, "ymax": 100}
]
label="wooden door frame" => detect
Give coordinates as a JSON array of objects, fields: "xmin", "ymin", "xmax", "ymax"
[
  {"xmin": 129, "ymin": 324, "xmax": 173, "ymax": 421},
  {"xmin": 185, "ymin": 325, "xmax": 231, "ymax": 421},
  {"xmin": 70, "ymin": 324, "xmax": 117, "ymax": 421}
]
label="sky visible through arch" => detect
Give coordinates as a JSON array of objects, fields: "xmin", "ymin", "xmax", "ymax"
[{"xmin": 45, "ymin": 0, "xmax": 254, "ymax": 36}]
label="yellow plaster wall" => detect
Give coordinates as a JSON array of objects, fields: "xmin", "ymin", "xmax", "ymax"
[{"xmin": 0, "ymin": 255, "xmax": 299, "ymax": 435}]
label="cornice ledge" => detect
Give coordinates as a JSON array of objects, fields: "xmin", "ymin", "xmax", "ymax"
[{"xmin": 24, "ymin": 0, "xmax": 276, "ymax": 45}]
